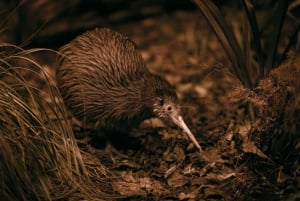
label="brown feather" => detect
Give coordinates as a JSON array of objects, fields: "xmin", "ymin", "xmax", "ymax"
[{"xmin": 56, "ymin": 28, "xmax": 180, "ymax": 133}]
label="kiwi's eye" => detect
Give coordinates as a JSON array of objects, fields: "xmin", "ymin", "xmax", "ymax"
[
  {"xmin": 159, "ymin": 99, "xmax": 164, "ymax": 106},
  {"xmin": 167, "ymin": 105, "xmax": 172, "ymax": 111}
]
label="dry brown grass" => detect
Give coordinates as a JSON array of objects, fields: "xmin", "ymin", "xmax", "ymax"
[
  {"xmin": 234, "ymin": 53, "xmax": 300, "ymax": 175},
  {"xmin": 0, "ymin": 43, "xmax": 99, "ymax": 200}
]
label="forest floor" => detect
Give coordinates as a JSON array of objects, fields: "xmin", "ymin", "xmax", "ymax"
[
  {"xmin": 5, "ymin": 8, "xmax": 298, "ymax": 200},
  {"xmin": 49, "ymin": 10, "xmax": 298, "ymax": 200}
]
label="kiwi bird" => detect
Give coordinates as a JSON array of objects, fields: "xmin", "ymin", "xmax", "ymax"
[{"xmin": 56, "ymin": 28, "xmax": 201, "ymax": 152}]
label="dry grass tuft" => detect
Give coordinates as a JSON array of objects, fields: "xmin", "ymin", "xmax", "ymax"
[
  {"xmin": 0, "ymin": 43, "xmax": 103, "ymax": 200},
  {"xmin": 235, "ymin": 52, "xmax": 300, "ymax": 172}
]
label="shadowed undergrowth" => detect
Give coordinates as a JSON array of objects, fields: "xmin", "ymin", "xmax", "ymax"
[
  {"xmin": 0, "ymin": 44, "xmax": 106, "ymax": 201},
  {"xmin": 0, "ymin": 3, "xmax": 299, "ymax": 199}
]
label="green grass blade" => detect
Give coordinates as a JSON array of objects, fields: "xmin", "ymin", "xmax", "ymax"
[
  {"xmin": 193, "ymin": 0, "xmax": 252, "ymax": 87},
  {"xmin": 242, "ymin": 9, "xmax": 252, "ymax": 87},
  {"xmin": 241, "ymin": 0, "xmax": 264, "ymax": 80},
  {"xmin": 278, "ymin": 24, "xmax": 300, "ymax": 64},
  {"xmin": 265, "ymin": 0, "xmax": 289, "ymax": 74}
]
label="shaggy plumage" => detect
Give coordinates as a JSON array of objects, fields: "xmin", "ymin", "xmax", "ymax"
[
  {"xmin": 56, "ymin": 28, "xmax": 202, "ymax": 152},
  {"xmin": 56, "ymin": 28, "xmax": 179, "ymax": 133}
]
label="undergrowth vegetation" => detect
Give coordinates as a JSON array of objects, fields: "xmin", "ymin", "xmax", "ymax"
[
  {"xmin": 194, "ymin": 0, "xmax": 299, "ymax": 88},
  {"xmin": 0, "ymin": 1, "xmax": 299, "ymax": 200},
  {"xmin": 193, "ymin": 0, "xmax": 300, "ymax": 199},
  {"xmin": 0, "ymin": 44, "xmax": 90, "ymax": 201}
]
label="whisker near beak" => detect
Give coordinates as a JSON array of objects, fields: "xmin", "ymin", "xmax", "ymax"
[{"xmin": 171, "ymin": 115, "xmax": 202, "ymax": 152}]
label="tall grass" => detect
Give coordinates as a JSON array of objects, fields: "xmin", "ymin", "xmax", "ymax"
[
  {"xmin": 0, "ymin": 44, "xmax": 88, "ymax": 200},
  {"xmin": 193, "ymin": 0, "xmax": 299, "ymax": 88},
  {"xmin": 193, "ymin": 1, "xmax": 300, "ymax": 197}
]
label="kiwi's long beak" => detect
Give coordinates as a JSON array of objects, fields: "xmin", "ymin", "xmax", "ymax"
[{"xmin": 171, "ymin": 115, "xmax": 202, "ymax": 152}]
